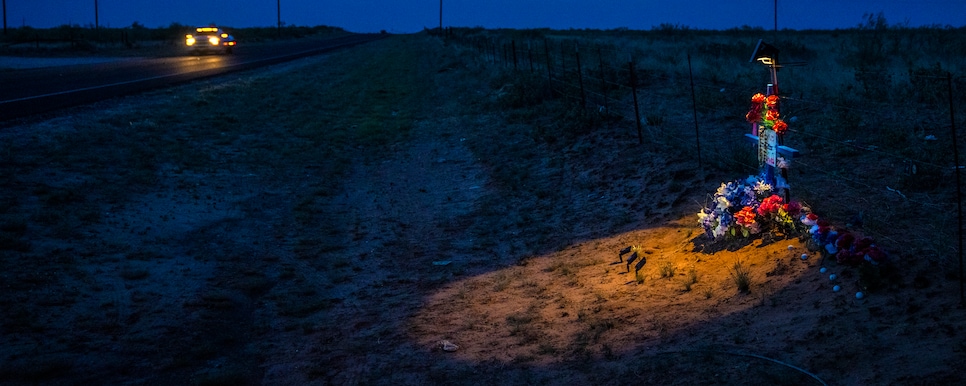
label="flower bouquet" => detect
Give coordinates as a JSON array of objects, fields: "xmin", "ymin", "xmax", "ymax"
[
  {"xmin": 697, "ymin": 174, "xmax": 804, "ymax": 241},
  {"xmin": 746, "ymin": 93, "xmax": 788, "ymax": 136}
]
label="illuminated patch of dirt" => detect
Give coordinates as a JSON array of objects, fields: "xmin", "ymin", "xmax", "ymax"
[{"xmin": 410, "ymin": 219, "xmax": 818, "ymax": 365}]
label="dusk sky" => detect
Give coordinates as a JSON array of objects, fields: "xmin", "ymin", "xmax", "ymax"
[{"xmin": 6, "ymin": 1, "xmax": 966, "ymax": 33}]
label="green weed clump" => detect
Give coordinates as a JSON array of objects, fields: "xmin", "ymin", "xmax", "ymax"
[
  {"xmin": 659, "ymin": 261, "xmax": 676, "ymax": 279},
  {"xmin": 730, "ymin": 261, "xmax": 751, "ymax": 293},
  {"xmin": 683, "ymin": 267, "xmax": 698, "ymax": 291}
]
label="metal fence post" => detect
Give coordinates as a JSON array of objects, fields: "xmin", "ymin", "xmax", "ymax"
[
  {"xmin": 688, "ymin": 53, "xmax": 703, "ymax": 170},
  {"xmin": 576, "ymin": 43, "xmax": 585, "ymax": 108},
  {"xmin": 629, "ymin": 58, "xmax": 642, "ymax": 145},
  {"xmin": 948, "ymin": 71, "xmax": 964, "ymax": 306}
]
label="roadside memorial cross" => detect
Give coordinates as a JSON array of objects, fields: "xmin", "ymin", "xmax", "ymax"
[
  {"xmin": 743, "ymin": 84, "xmax": 799, "ymax": 198},
  {"xmin": 745, "ymin": 40, "xmax": 800, "ymax": 198}
]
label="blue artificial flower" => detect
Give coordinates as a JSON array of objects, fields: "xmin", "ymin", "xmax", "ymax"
[{"xmin": 740, "ymin": 186, "xmax": 758, "ymax": 207}]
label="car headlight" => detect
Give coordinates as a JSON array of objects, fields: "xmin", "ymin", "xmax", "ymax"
[
  {"xmin": 209, "ymin": 36, "xmax": 220, "ymax": 45},
  {"xmin": 186, "ymin": 35, "xmax": 195, "ymax": 46}
]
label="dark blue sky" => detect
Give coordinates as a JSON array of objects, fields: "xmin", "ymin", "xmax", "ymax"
[{"xmin": 7, "ymin": 1, "xmax": 965, "ymax": 33}]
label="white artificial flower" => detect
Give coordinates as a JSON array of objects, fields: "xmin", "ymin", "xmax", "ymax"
[
  {"xmin": 776, "ymin": 157, "xmax": 789, "ymax": 169},
  {"xmin": 753, "ymin": 181, "xmax": 772, "ymax": 195},
  {"xmin": 697, "ymin": 211, "xmax": 708, "ymax": 222}
]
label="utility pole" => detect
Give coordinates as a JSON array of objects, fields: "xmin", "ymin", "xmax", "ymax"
[
  {"xmin": 3, "ymin": 0, "xmax": 7, "ymax": 35},
  {"xmin": 94, "ymin": 0, "xmax": 99, "ymax": 29},
  {"xmin": 774, "ymin": 0, "xmax": 778, "ymax": 40},
  {"xmin": 277, "ymin": 0, "xmax": 281, "ymax": 37},
  {"xmin": 439, "ymin": 0, "xmax": 443, "ymax": 35}
]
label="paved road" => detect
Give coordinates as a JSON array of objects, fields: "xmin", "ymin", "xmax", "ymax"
[{"xmin": 0, "ymin": 33, "xmax": 388, "ymax": 121}]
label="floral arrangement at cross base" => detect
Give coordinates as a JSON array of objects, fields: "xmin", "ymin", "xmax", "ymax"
[
  {"xmin": 697, "ymin": 174, "xmax": 889, "ymax": 267},
  {"xmin": 697, "ymin": 174, "xmax": 803, "ymax": 241}
]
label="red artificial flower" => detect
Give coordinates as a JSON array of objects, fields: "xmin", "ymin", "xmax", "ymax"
[
  {"xmin": 765, "ymin": 94, "xmax": 779, "ymax": 107},
  {"xmin": 773, "ymin": 119, "xmax": 788, "ymax": 135},
  {"xmin": 765, "ymin": 109, "xmax": 780, "ymax": 122},
  {"xmin": 806, "ymin": 213, "xmax": 819, "ymax": 221},
  {"xmin": 816, "ymin": 220, "xmax": 831, "ymax": 235},
  {"xmin": 836, "ymin": 232, "xmax": 856, "ymax": 250},
  {"xmin": 864, "ymin": 247, "xmax": 888, "ymax": 263},
  {"xmin": 782, "ymin": 201, "xmax": 802, "ymax": 217},
  {"xmin": 757, "ymin": 194, "xmax": 784, "ymax": 216},
  {"xmin": 734, "ymin": 206, "xmax": 757, "ymax": 226},
  {"xmin": 836, "ymin": 249, "xmax": 863, "ymax": 265},
  {"xmin": 746, "ymin": 110, "xmax": 762, "ymax": 124},
  {"xmin": 751, "ymin": 93, "xmax": 766, "ymax": 104}
]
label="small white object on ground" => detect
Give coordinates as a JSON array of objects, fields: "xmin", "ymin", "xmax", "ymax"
[
  {"xmin": 820, "ymin": 267, "xmax": 827, "ymax": 273},
  {"xmin": 801, "ymin": 253, "xmax": 808, "ymax": 260},
  {"xmin": 788, "ymin": 245, "xmax": 794, "ymax": 250},
  {"xmin": 440, "ymin": 340, "xmax": 459, "ymax": 352},
  {"xmin": 829, "ymin": 274, "xmax": 837, "ymax": 281},
  {"xmin": 856, "ymin": 292, "xmax": 865, "ymax": 299},
  {"xmin": 833, "ymin": 285, "xmax": 841, "ymax": 292}
]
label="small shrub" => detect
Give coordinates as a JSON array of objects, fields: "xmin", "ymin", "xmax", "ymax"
[
  {"xmin": 635, "ymin": 270, "xmax": 645, "ymax": 284},
  {"xmin": 659, "ymin": 261, "xmax": 676, "ymax": 279},
  {"xmin": 703, "ymin": 287, "xmax": 714, "ymax": 299},
  {"xmin": 730, "ymin": 260, "xmax": 751, "ymax": 293},
  {"xmin": 683, "ymin": 267, "xmax": 698, "ymax": 291},
  {"xmin": 493, "ymin": 272, "xmax": 512, "ymax": 292}
]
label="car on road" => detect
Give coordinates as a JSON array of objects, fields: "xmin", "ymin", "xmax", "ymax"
[{"xmin": 185, "ymin": 26, "xmax": 236, "ymax": 55}]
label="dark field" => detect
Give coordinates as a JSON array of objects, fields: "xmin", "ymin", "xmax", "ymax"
[{"xmin": 1, "ymin": 28, "xmax": 965, "ymax": 384}]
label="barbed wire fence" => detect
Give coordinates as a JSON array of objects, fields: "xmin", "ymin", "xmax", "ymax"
[{"xmin": 444, "ymin": 29, "xmax": 965, "ymax": 299}]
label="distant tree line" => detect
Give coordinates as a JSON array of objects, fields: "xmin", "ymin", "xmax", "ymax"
[{"xmin": 0, "ymin": 22, "xmax": 346, "ymax": 47}]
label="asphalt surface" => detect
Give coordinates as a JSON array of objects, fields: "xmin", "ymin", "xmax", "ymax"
[{"xmin": 0, "ymin": 33, "xmax": 388, "ymax": 121}]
